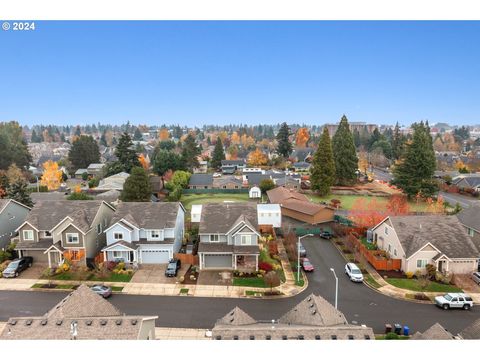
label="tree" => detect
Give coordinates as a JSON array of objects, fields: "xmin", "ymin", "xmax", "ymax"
[
  {"xmin": 100, "ymin": 130, "xmax": 108, "ymax": 146},
  {"xmin": 6, "ymin": 164, "xmax": 25, "ymax": 185},
  {"xmin": 159, "ymin": 128, "xmax": 170, "ymax": 141},
  {"xmin": 30, "ymin": 129, "xmax": 41, "ymax": 143},
  {"xmin": 392, "ymin": 122, "xmax": 437, "ymax": 198},
  {"xmin": 264, "ymin": 271, "xmax": 281, "ymax": 293},
  {"xmin": 371, "ymin": 139, "xmax": 393, "ymax": 160},
  {"xmin": 247, "ymin": 148, "xmax": 268, "ymax": 166},
  {"xmin": 158, "ymin": 140, "xmax": 176, "ymax": 151},
  {"xmin": 115, "ymin": 132, "xmax": 141, "ymax": 173},
  {"xmin": 68, "ymin": 135, "xmax": 100, "ymax": 171},
  {"xmin": 295, "ymin": 127, "xmax": 310, "ymax": 148},
  {"xmin": 181, "ymin": 134, "xmax": 201, "ymax": 172},
  {"xmin": 133, "ymin": 127, "xmax": 143, "ymax": 141},
  {"xmin": 120, "ymin": 166, "xmax": 152, "ymax": 202},
  {"xmin": 391, "ymin": 122, "xmax": 405, "ymax": 160},
  {"xmin": 40, "ymin": 160, "xmax": 63, "ymax": 190},
  {"xmin": 168, "ymin": 170, "xmax": 191, "ymax": 189},
  {"xmin": 211, "ymin": 137, "xmax": 226, "ymax": 169},
  {"xmin": 386, "ymin": 194, "xmax": 410, "ymax": 215},
  {"xmin": 276, "ymin": 122, "xmax": 292, "ymax": 158},
  {"xmin": 259, "ymin": 178, "xmax": 275, "ymax": 194},
  {"xmin": 332, "ymin": 115, "xmax": 358, "ymax": 185},
  {"xmin": 138, "ymin": 154, "xmax": 150, "ymax": 170},
  {"xmin": 6, "ymin": 180, "xmax": 33, "ymax": 207},
  {"xmin": 67, "ymin": 192, "xmax": 94, "ymax": 200},
  {"xmin": 152, "ymin": 149, "xmax": 185, "ymax": 188},
  {"xmin": 310, "ymin": 127, "xmax": 336, "ymax": 195},
  {"xmin": 348, "ymin": 197, "xmax": 386, "ymax": 229},
  {"xmin": 0, "ymin": 121, "xmax": 32, "ymax": 170}
]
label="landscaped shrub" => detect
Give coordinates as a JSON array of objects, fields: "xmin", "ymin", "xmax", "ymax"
[
  {"xmin": 268, "ymin": 241, "xmax": 278, "ymax": 256},
  {"xmin": 259, "ymin": 262, "xmax": 273, "ymax": 272},
  {"xmin": 384, "ymin": 332, "xmax": 399, "ymax": 340},
  {"xmin": 405, "ymin": 272, "xmax": 414, "ymax": 279},
  {"xmin": 105, "ymin": 261, "xmax": 117, "ymax": 271},
  {"xmin": 425, "ymin": 264, "xmax": 436, "ymax": 280},
  {"xmin": 414, "ymin": 293, "xmax": 430, "ymax": 301}
]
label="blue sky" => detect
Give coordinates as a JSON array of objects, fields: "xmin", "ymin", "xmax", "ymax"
[{"xmin": 1, "ymin": 21, "xmax": 479, "ymax": 127}]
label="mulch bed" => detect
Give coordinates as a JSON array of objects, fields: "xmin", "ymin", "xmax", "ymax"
[
  {"xmin": 378, "ymin": 270, "xmax": 405, "ymax": 279},
  {"xmin": 182, "ymin": 266, "xmax": 199, "ymax": 285}
]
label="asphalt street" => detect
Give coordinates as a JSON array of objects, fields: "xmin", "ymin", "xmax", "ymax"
[{"xmin": 0, "ymin": 237, "xmax": 478, "ymax": 334}]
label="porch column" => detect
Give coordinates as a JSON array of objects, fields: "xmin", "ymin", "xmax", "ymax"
[
  {"xmin": 103, "ymin": 251, "xmax": 106, "ymax": 262},
  {"xmin": 234, "ymin": 255, "xmax": 237, "ymax": 270},
  {"xmin": 47, "ymin": 251, "xmax": 52, "ymax": 269},
  {"xmin": 255, "ymin": 254, "xmax": 258, "ymax": 271}
]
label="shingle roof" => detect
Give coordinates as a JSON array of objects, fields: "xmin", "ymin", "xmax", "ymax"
[
  {"xmin": 24, "ymin": 200, "xmax": 106, "ymax": 232},
  {"xmin": 189, "ymin": 174, "xmax": 213, "ymax": 186},
  {"xmin": 197, "ymin": 242, "xmax": 233, "ymax": 253},
  {"xmin": 456, "ymin": 205, "xmax": 480, "ymax": 233},
  {"xmin": 110, "ymin": 202, "xmax": 182, "ymax": 230},
  {"xmin": 199, "ymin": 203, "xmax": 258, "ymax": 234},
  {"xmin": 459, "ymin": 318, "xmax": 480, "ymax": 339},
  {"xmin": 246, "ymin": 173, "xmax": 271, "ymax": 186},
  {"xmin": 102, "ymin": 240, "xmax": 139, "ymax": 251},
  {"xmin": 387, "ymin": 215, "xmax": 480, "ymax": 259},
  {"xmin": 15, "ymin": 239, "xmax": 52, "ymax": 250},
  {"xmin": 411, "ymin": 323, "xmax": 455, "ymax": 340},
  {"xmin": 0, "ymin": 199, "xmax": 30, "ymax": 213},
  {"xmin": 266, "ymin": 187, "xmax": 308, "ymax": 204},
  {"xmin": 216, "ymin": 307, "xmax": 257, "ymax": 326}
]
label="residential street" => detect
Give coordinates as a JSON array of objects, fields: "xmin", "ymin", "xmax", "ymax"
[
  {"xmin": 0, "ymin": 236, "xmax": 478, "ymax": 334},
  {"xmin": 439, "ymin": 191, "xmax": 478, "ymax": 208}
]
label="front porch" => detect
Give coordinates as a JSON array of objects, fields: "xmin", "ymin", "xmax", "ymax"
[
  {"xmin": 234, "ymin": 254, "xmax": 258, "ymax": 272},
  {"xmin": 44, "ymin": 245, "xmax": 86, "ymax": 268},
  {"xmin": 101, "ymin": 242, "xmax": 139, "ymax": 264}
]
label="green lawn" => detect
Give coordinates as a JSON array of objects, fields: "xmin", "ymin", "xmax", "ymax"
[
  {"xmin": 290, "ymin": 261, "xmax": 305, "ymax": 287},
  {"xmin": 233, "ymin": 276, "xmax": 267, "ymax": 288},
  {"xmin": 385, "ymin": 278, "xmax": 461, "ymax": 292},
  {"xmin": 90, "ymin": 272, "xmax": 133, "ymax": 283},
  {"xmin": 180, "ymin": 193, "xmax": 251, "ymax": 211},
  {"xmin": 364, "ymin": 274, "xmax": 382, "ymax": 289}
]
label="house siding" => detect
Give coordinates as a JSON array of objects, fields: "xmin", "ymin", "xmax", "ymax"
[
  {"xmin": 18, "ymin": 223, "xmax": 38, "ymax": 242},
  {"xmin": 85, "ymin": 203, "xmax": 115, "ymax": 258},
  {"xmin": 0, "ymin": 202, "xmax": 30, "ymax": 249},
  {"xmin": 373, "ymin": 221, "xmax": 406, "ymax": 271},
  {"xmin": 61, "ymin": 224, "xmax": 85, "ymax": 248},
  {"xmin": 405, "ymin": 247, "xmax": 440, "ymax": 274},
  {"xmin": 106, "ymin": 223, "xmax": 133, "ymax": 245},
  {"xmin": 281, "ymin": 207, "xmax": 334, "ymax": 225}
]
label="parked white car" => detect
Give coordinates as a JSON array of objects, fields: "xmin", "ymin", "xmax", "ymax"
[
  {"xmin": 212, "ymin": 172, "xmax": 222, "ymax": 178},
  {"xmin": 435, "ymin": 293, "xmax": 473, "ymax": 310},
  {"xmin": 345, "ymin": 262, "xmax": 364, "ymax": 283}
]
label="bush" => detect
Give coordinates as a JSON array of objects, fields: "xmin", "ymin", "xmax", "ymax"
[
  {"xmin": 88, "ymin": 178, "xmax": 100, "ymax": 188},
  {"xmin": 67, "ymin": 192, "xmax": 94, "ymax": 200},
  {"xmin": 385, "ymin": 332, "xmax": 399, "ymax": 340},
  {"xmin": 259, "ymin": 262, "xmax": 273, "ymax": 272},
  {"xmin": 425, "ymin": 264, "xmax": 436, "ymax": 280},
  {"xmin": 105, "ymin": 261, "xmax": 117, "ymax": 271},
  {"xmin": 81, "ymin": 172, "xmax": 89, "ymax": 181},
  {"xmin": 268, "ymin": 241, "xmax": 278, "ymax": 256},
  {"xmin": 405, "ymin": 271, "xmax": 414, "ymax": 279}
]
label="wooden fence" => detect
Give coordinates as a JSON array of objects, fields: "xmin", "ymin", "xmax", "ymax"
[
  {"xmin": 346, "ymin": 234, "xmax": 401, "ymax": 271},
  {"xmin": 174, "ymin": 253, "xmax": 199, "ymax": 265}
]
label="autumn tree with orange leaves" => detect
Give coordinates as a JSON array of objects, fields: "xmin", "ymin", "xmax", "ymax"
[
  {"xmin": 138, "ymin": 154, "xmax": 150, "ymax": 170},
  {"xmin": 159, "ymin": 128, "xmax": 170, "ymax": 141},
  {"xmin": 386, "ymin": 194, "xmax": 410, "ymax": 215},
  {"xmin": 40, "ymin": 160, "xmax": 63, "ymax": 190},
  {"xmin": 247, "ymin": 148, "xmax": 268, "ymax": 166},
  {"xmin": 426, "ymin": 196, "xmax": 445, "ymax": 214},
  {"xmin": 348, "ymin": 198, "xmax": 387, "ymax": 229},
  {"xmin": 295, "ymin": 127, "xmax": 310, "ymax": 148}
]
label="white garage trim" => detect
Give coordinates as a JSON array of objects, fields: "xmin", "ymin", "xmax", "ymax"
[{"xmin": 140, "ymin": 249, "xmax": 171, "ymax": 264}]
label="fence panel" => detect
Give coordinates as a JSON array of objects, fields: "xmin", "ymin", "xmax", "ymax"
[{"xmin": 182, "ymin": 188, "xmax": 249, "ymax": 194}]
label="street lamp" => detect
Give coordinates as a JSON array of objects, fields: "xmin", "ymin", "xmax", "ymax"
[
  {"xmin": 297, "ymin": 233, "xmax": 314, "ymax": 283},
  {"xmin": 330, "ymin": 268, "xmax": 338, "ymax": 309}
]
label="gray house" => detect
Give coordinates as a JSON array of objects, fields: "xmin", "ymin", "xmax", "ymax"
[
  {"xmin": 188, "ymin": 174, "xmax": 213, "ymax": 189},
  {"xmin": 456, "ymin": 205, "xmax": 480, "ymax": 264},
  {"xmin": 197, "ymin": 203, "xmax": 261, "ymax": 271},
  {"xmin": 102, "ymin": 202, "xmax": 185, "ymax": 264},
  {"xmin": 14, "ymin": 200, "xmax": 115, "ymax": 267},
  {"xmin": 0, "ymin": 199, "xmax": 31, "ymax": 250}
]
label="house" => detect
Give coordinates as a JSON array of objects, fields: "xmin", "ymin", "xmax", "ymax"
[
  {"xmin": 197, "ymin": 203, "xmax": 274, "ymax": 271},
  {"xmin": 411, "ymin": 323, "xmax": 456, "ymax": 340},
  {"xmin": 193, "ymin": 160, "xmax": 208, "ymax": 174},
  {"xmin": 274, "ymin": 176, "xmax": 301, "ymax": 190},
  {"xmin": 459, "ymin": 318, "xmax": 480, "ymax": 339},
  {"xmin": 292, "ymin": 161, "xmax": 311, "ymax": 173},
  {"xmin": 0, "ymin": 284, "xmax": 157, "ymax": 340},
  {"xmin": 102, "ymin": 202, "xmax": 185, "ymax": 264},
  {"xmin": 452, "ymin": 174, "xmax": 480, "ymax": 192},
  {"xmin": 221, "ymin": 159, "xmax": 246, "ymax": 174},
  {"xmin": 188, "ymin": 174, "xmax": 213, "ymax": 189},
  {"xmin": 249, "ymin": 186, "xmax": 261, "ymax": 199},
  {"xmin": 212, "ymin": 293, "xmax": 374, "ymax": 340},
  {"xmin": 215, "ymin": 177, "xmax": 243, "ymax": 190},
  {"xmin": 267, "ymin": 187, "xmax": 335, "ymax": 225},
  {"xmin": 244, "ymin": 173, "xmax": 270, "ymax": 187},
  {"xmin": 191, "ymin": 204, "xmax": 202, "ymax": 223},
  {"xmin": 87, "ymin": 163, "xmax": 105, "ymax": 177},
  {"xmin": 0, "ymin": 200, "xmax": 31, "ymax": 250},
  {"xmin": 456, "ymin": 205, "xmax": 480, "ymax": 254},
  {"xmin": 95, "ymin": 172, "xmax": 129, "ymax": 191},
  {"xmin": 257, "ymin": 204, "xmax": 282, "ymax": 231},
  {"xmin": 74, "ymin": 168, "xmax": 88, "ymax": 179},
  {"xmin": 13, "ymin": 200, "xmax": 115, "ymax": 268},
  {"xmin": 371, "ymin": 215, "xmax": 480, "ymax": 275},
  {"xmin": 149, "ymin": 175, "xmax": 164, "ymax": 199}
]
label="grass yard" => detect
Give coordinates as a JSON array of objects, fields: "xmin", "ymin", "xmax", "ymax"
[
  {"xmin": 385, "ymin": 278, "xmax": 461, "ymax": 293},
  {"xmin": 364, "ymin": 274, "xmax": 383, "ymax": 289},
  {"xmin": 90, "ymin": 272, "xmax": 133, "ymax": 283},
  {"xmin": 180, "ymin": 193, "xmax": 250, "ymax": 211},
  {"xmin": 233, "ymin": 276, "xmax": 267, "ymax": 288}
]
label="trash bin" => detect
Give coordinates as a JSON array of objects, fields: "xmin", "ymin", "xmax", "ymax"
[
  {"xmin": 403, "ymin": 326, "xmax": 410, "ymax": 336},
  {"xmin": 385, "ymin": 324, "xmax": 392, "ymax": 334},
  {"xmin": 394, "ymin": 324, "xmax": 402, "ymax": 335}
]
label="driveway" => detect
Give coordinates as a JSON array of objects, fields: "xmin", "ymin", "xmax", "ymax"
[
  {"xmin": 16, "ymin": 264, "xmax": 44, "ymax": 279},
  {"xmin": 130, "ymin": 264, "xmax": 188, "ymax": 284}
]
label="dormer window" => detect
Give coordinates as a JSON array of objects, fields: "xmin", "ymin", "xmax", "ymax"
[
  {"xmin": 150, "ymin": 230, "xmax": 161, "ymax": 239},
  {"xmin": 210, "ymin": 234, "xmax": 219, "ymax": 242},
  {"xmin": 23, "ymin": 230, "xmax": 34, "ymax": 241}
]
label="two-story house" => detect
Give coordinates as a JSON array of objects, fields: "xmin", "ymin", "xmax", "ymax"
[
  {"xmin": 14, "ymin": 200, "xmax": 115, "ymax": 268},
  {"xmin": 0, "ymin": 199, "xmax": 31, "ymax": 250},
  {"xmin": 197, "ymin": 203, "xmax": 271, "ymax": 272},
  {"xmin": 101, "ymin": 202, "xmax": 185, "ymax": 264}
]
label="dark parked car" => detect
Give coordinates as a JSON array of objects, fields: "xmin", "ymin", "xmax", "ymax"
[
  {"xmin": 2, "ymin": 257, "xmax": 33, "ymax": 278},
  {"xmin": 319, "ymin": 231, "xmax": 333, "ymax": 239},
  {"xmin": 472, "ymin": 272, "xmax": 480, "ymax": 285},
  {"xmin": 91, "ymin": 284, "xmax": 112, "ymax": 298},
  {"xmin": 299, "ymin": 243, "xmax": 307, "ymax": 257},
  {"xmin": 165, "ymin": 259, "xmax": 181, "ymax": 277},
  {"xmin": 301, "ymin": 258, "xmax": 314, "ymax": 272}
]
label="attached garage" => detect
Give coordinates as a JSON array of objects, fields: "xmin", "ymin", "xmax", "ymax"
[
  {"xmin": 203, "ymin": 254, "xmax": 232, "ymax": 269},
  {"xmin": 20, "ymin": 250, "xmax": 49, "ymax": 264},
  {"xmin": 140, "ymin": 249, "xmax": 170, "ymax": 264}
]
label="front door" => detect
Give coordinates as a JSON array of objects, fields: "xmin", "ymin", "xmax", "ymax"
[{"xmin": 438, "ymin": 260, "xmax": 443, "ymax": 273}]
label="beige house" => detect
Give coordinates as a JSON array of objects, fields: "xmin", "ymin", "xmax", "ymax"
[{"xmin": 371, "ymin": 215, "xmax": 479, "ymax": 275}]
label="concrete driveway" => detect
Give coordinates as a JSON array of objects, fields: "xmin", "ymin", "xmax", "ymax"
[
  {"xmin": 130, "ymin": 264, "xmax": 188, "ymax": 284},
  {"xmin": 17, "ymin": 264, "xmax": 45, "ymax": 279}
]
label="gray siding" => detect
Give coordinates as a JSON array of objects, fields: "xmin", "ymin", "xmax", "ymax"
[
  {"xmin": 61, "ymin": 225, "xmax": 85, "ymax": 248},
  {"xmin": 0, "ymin": 202, "xmax": 30, "ymax": 249},
  {"xmin": 18, "ymin": 223, "xmax": 38, "ymax": 242},
  {"xmin": 21, "ymin": 249, "xmax": 48, "ymax": 263}
]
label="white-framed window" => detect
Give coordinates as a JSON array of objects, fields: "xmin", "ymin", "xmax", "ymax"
[
  {"xmin": 97, "ymin": 223, "xmax": 102, "ymax": 234},
  {"xmin": 468, "ymin": 228, "xmax": 475, "ymax": 237},
  {"xmin": 150, "ymin": 230, "xmax": 161, "ymax": 239},
  {"xmin": 66, "ymin": 233, "xmax": 79, "ymax": 244},
  {"xmin": 416, "ymin": 259, "xmax": 428, "ymax": 268},
  {"xmin": 210, "ymin": 234, "xmax": 219, "ymax": 242},
  {"xmin": 113, "ymin": 251, "xmax": 121, "ymax": 258},
  {"xmin": 388, "ymin": 244, "xmax": 391, "ymax": 253},
  {"xmin": 114, "ymin": 232, "xmax": 123, "ymax": 240},
  {"xmin": 240, "ymin": 235, "xmax": 250, "ymax": 245},
  {"xmin": 393, "ymin": 248, "xmax": 397, "ymax": 256},
  {"xmin": 384, "ymin": 226, "xmax": 389, "ymax": 235},
  {"xmin": 23, "ymin": 230, "xmax": 34, "ymax": 241}
]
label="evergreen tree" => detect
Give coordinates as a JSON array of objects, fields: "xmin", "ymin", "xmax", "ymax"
[
  {"xmin": 120, "ymin": 166, "xmax": 152, "ymax": 202},
  {"xmin": 275, "ymin": 122, "xmax": 292, "ymax": 158},
  {"xmin": 211, "ymin": 137, "xmax": 226, "ymax": 169},
  {"xmin": 74, "ymin": 125, "xmax": 81, "ymax": 137},
  {"xmin": 332, "ymin": 115, "xmax": 358, "ymax": 185},
  {"xmin": 181, "ymin": 134, "xmax": 201, "ymax": 172},
  {"xmin": 7, "ymin": 180, "xmax": 33, "ymax": 207},
  {"xmin": 152, "ymin": 149, "xmax": 185, "ymax": 187},
  {"xmin": 30, "ymin": 129, "xmax": 41, "ymax": 143},
  {"xmin": 115, "ymin": 132, "xmax": 140, "ymax": 173},
  {"xmin": 310, "ymin": 127, "xmax": 336, "ymax": 195},
  {"xmin": 0, "ymin": 122, "xmax": 32, "ymax": 170},
  {"xmin": 133, "ymin": 127, "xmax": 143, "ymax": 141},
  {"xmin": 100, "ymin": 130, "xmax": 107, "ymax": 147},
  {"xmin": 68, "ymin": 135, "xmax": 101, "ymax": 171},
  {"xmin": 392, "ymin": 122, "xmax": 437, "ymax": 198},
  {"xmin": 391, "ymin": 122, "xmax": 405, "ymax": 160}
]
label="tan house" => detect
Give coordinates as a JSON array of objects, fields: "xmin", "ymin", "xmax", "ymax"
[
  {"xmin": 267, "ymin": 187, "xmax": 334, "ymax": 225},
  {"xmin": 14, "ymin": 200, "xmax": 115, "ymax": 268},
  {"xmin": 371, "ymin": 215, "xmax": 479, "ymax": 275}
]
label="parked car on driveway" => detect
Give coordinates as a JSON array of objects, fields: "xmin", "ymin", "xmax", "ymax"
[
  {"xmin": 320, "ymin": 231, "xmax": 333, "ymax": 239},
  {"xmin": 91, "ymin": 284, "xmax": 112, "ymax": 298},
  {"xmin": 2, "ymin": 257, "xmax": 33, "ymax": 278},
  {"xmin": 435, "ymin": 293, "xmax": 473, "ymax": 310},
  {"xmin": 212, "ymin": 172, "xmax": 222, "ymax": 178},
  {"xmin": 345, "ymin": 262, "xmax": 364, "ymax": 283},
  {"xmin": 472, "ymin": 272, "xmax": 480, "ymax": 285},
  {"xmin": 301, "ymin": 258, "xmax": 314, "ymax": 272},
  {"xmin": 165, "ymin": 259, "xmax": 181, "ymax": 277},
  {"xmin": 299, "ymin": 243, "xmax": 307, "ymax": 257}
]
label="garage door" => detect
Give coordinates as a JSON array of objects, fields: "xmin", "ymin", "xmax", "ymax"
[
  {"xmin": 22, "ymin": 250, "xmax": 48, "ymax": 264},
  {"xmin": 141, "ymin": 249, "xmax": 170, "ymax": 264},
  {"xmin": 204, "ymin": 254, "xmax": 232, "ymax": 269}
]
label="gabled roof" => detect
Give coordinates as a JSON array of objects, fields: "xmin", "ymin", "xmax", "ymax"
[
  {"xmin": 266, "ymin": 187, "xmax": 308, "ymax": 204},
  {"xmin": 456, "ymin": 205, "xmax": 480, "ymax": 233},
  {"xmin": 411, "ymin": 323, "xmax": 455, "ymax": 340},
  {"xmin": 108, "ymin": 202, "xmax": 183, "ymax": 230},
  {"xmin": 189, "ymin": 174, "xmax": 213, "ymax": 186},
  {"xmin": 459, "ymin": 318, "xmax": 480, "ymax": 339},
  {"xmin": 216, "ymin": 307, "xmax": 257, "ymax": 326},
  {"xmin": 102, "ymin": 240, "xmax": 139, "ymax": 251},
  {"xmin": 199, "ymin": 202, "xmax": 258, "ymax": 234},
  {"xmin": 386, "ymin": 215, "xmax": 480, "ymax": 259},
  {"xmin": 0, "ymin": 199, "xmax": 31, "ymax": 213}
]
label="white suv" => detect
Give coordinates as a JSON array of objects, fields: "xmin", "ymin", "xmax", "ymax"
[
  {"xmin": 345, "ymin": 262, "xmax": 364, "ymax": 283},
  {"xmin": 435, "ymin": 293, "xmax": 473, "ymax": 310}
]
